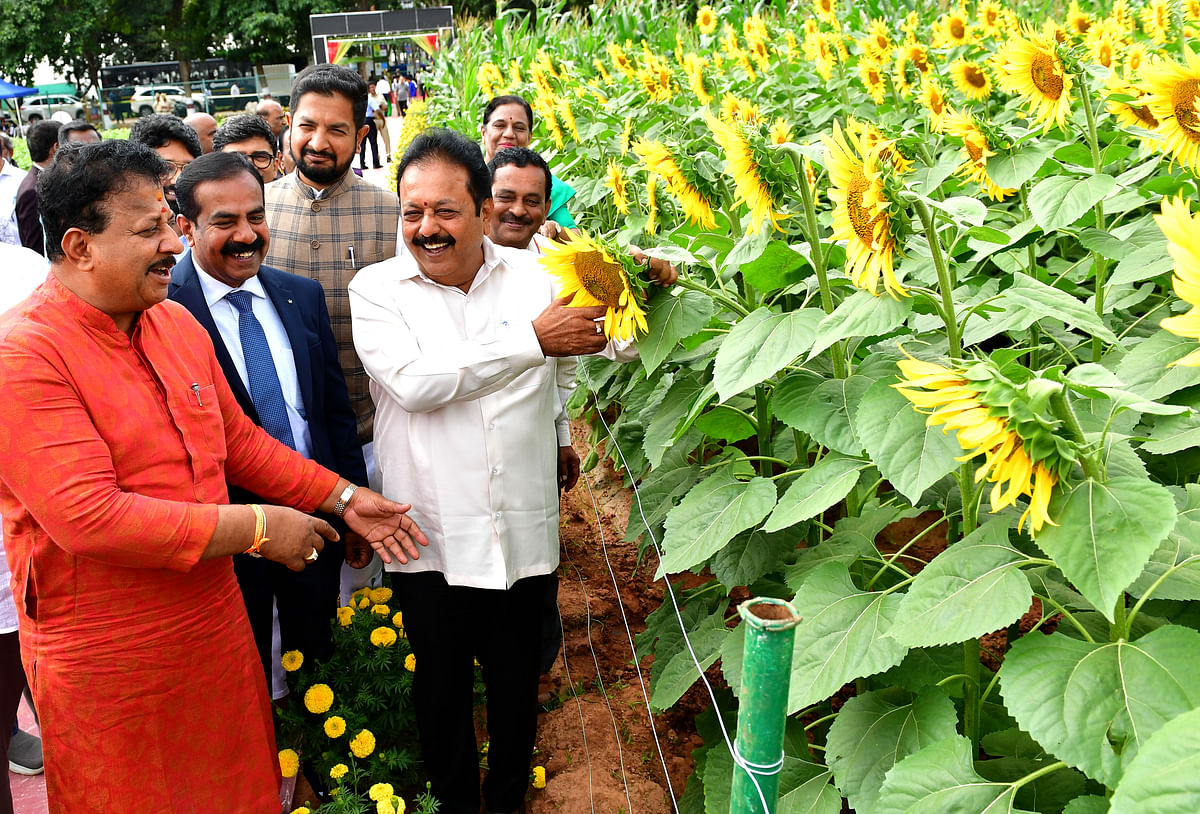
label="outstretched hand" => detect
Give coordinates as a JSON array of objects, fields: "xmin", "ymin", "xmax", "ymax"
[{"xmin": 342, "ymin": 487, "xmax": 429, "ymax": 565}]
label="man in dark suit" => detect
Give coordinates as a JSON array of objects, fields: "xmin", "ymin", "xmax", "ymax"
[
  {"xmin": 167, "ymin": 151, "xmax": 369, "ymax": 691},
  {"xmin": 15, "ymin": 121, "xmax": 61, "ymax": 255}
]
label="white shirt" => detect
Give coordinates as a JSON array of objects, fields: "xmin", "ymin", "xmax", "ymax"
[
  {"xmin": 0, "ymin": 160, "xmax": 29, "ymax": 246},
  {"xmin": 193, "ymin": 262, "xmax": 313, "ymax": 459},
  {"xmin": 376, "ymin": 79, "xmax": 390, "ymax": 97},
  {"xmin": 351, "ymin": 238, "xmax": 626, "ymax": 589}
]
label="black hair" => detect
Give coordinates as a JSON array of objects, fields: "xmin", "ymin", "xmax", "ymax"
[
  {"xmin": 26, "ymin": 120, "xmax": 62, "ymax": 163},
  {"xmin": 57, "ymin": 120, "xmax": 100, "ymax": 146},
  {"xmin": 290, "ymin": 64, "xmax": 368, "ymax": 129},
  {"xmin": 487, "ymin": 147, "xmax": 551, "ymax": 200},
  {"xmin": 175, "ymin": 151, "xmax": 264, "ymax": 223},
  {"xmin": 397, "ymin": 128, "xmax": 492, "ymax": 216},
  {"xmin": 37, "ymin": 140, "xmax": 169, "ymax": 262},
  {"xmin": 129, "ymin": 114, "xmax": 203, "ymax": 158},
  {"xmin": 212, "ymin": 113, "xmax": 277, "ymax": 154},
  {"xmin": 482, "ymin": 95, "xmax": 534, "ymax": 129}
]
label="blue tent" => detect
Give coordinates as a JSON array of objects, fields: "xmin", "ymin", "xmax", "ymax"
[{"xmin": 0, "ymin": 79, "xmax": 38, "ymax": 129}]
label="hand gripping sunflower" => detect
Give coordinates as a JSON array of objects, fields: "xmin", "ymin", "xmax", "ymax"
[{"xmin": 540, "ymin": 230, "xmax": 650, "ymax": 341}]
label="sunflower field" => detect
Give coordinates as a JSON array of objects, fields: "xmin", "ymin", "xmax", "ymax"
[{"xmin": 423, "ymin": 0, "xmax": 1200, "ymax": 810}]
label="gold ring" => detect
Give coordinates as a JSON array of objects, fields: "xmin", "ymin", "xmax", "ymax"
[{"xmin": 305, "ymin": 549, "xmax": 319, "ymax": 562}]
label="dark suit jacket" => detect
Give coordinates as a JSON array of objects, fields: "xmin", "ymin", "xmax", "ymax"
[
  {"xmin": 167, "ymin": 255, "xmax": 368, "ymax": 494},
  {"xmin": 15, "ymin": 165, "xmax": 42, "ymax": 255}
]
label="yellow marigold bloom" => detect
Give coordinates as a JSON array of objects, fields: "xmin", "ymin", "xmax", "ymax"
[
  {"xmin": 951, "ymin": 58, "xmax": 992, "ymax": 101},
  {"xmin": 769, "ymin": 117, "xmax": 793, "ymax": 145},
  {"xmin": 371, "ymin": 603, "xmax": 390, "ymax": 616},
  {"xmin": 350, "ymin": 728, "xmax": 376, "ymax": 758},
  {"xmin": 862, "ymin": 18, "xmax": 893, "ymax": 62},
  {"xmin": 1141, "ymin": 0, "xmax": 1172, "ymax": 43},
  {"xmin": 404, "ymin": 653, "xmax": 417, "ymax": 672},
  {"xmin": 858, "ymin": 59, "xmax": 887, "ymax": 105},
  {"xmin": 370, "ymin": 626, "xmax": 398, "ymax": 647},
  {"xmin": 633, "ymin": 139, "xmax": 717, "ymax": 229},
  {"xmin": 996, "ymin": 32, "xmax": 1073, "ymax": 134},
  {"xmin": 291, "ymin": 808, "xmax": 311, "ymax": 814},
  {"xmin": 325, "ymin": 716, "xmax": 347, "ymax": 738},
  {"xmin": 377, "ymin": 799, "xmax": 397, "ymax": 814},
  {"xmin": 945, "ymin": 112, "xmax": 1015, "ymax": 200},
  {"xmin": 1139, "ymin": 50, "xmax": 1200, "ymax": 173},
  {"xmin": 696, "ymin": 5, "xmax": 717, "ymax": 35},
  {"xmin": 281, "ymin": 650, "xmax": 303, "ymax": 672},
  {"xmin": 392, "ymin": 611, "xmax": 404, "ymax": 629},
  {"xmin": 646, "ymin": 175, "xmax": 658, "ymax": 236},
  {"xmin": 893, "ymin": 357, "xmax": 1058, "ymax": 535},
  {"xmin": 814, "ymin": 0, "xmax": 837, "ymax": 25},
  {"xmin": 369, "ymin": 586, "xmax": 392, "ymax": 604},
  {"xmin": 822, "ymin": 120, "xmax": 906, "ymax": 299},
  {"xmin": 920, "ymin": 77, "xmax": 954, "ymax": 133},
  {"xmin": 532, "ymin": 765, "xmax": 547, "ymax": 789},
  {"xmin": 278, "ymin": 748, "xmax": 300, "ymax": 779},
  {"xmin": 605, "ymin": 161, "xmax": 630, "ymax": 215},
  {"xmin": 304, "ymin": 683, "xmax": 334, "ymax": 714},
  {"xmin": 336, "ymin": 605, "xmax": 355, "ymax": 627},
  {"xmin": 369, "ymin": 783, "xmax": 396, "ymax": 802},
  {"xmin": 934, "ymin": 10, "xmax": 972, "ymax": 48},
  {"xmin": 330, "ymin": 763, "xmax": 349, "ymax": 780},
  {"xmin": 705, "ymin": 111, "xmax": 786, "ymax": 232},
  {"xmin": 356, "ymin": 595, "xmax": 371, "ymax": 610},
  {"xmin": 540, "ymin": 231, "xmax": 649, "ymax": 340},
  {"xmin": 1155, "ymin": 196, "xmax": 1200, "ymax": 366}
]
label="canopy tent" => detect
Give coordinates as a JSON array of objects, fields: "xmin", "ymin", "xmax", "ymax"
[{"xmin": 0, "ymin": 79, "xmax": 38, "ymax": 130}]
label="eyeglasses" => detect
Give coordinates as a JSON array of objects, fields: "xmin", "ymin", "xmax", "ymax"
[
  {"xmin": 163, "ymin": 159, "xmax": 191, "ymax": 174},
  {"xmin": 237, "ymin": 151, "xmax": 277, "ymax": 170}
]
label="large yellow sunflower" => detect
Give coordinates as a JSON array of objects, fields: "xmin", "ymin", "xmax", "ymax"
[
  {"xmin": 822, "ymin": 120, "xmax": 906, "ymax": 299},
  {"xmin": 893, "ymin": 357, "xmax": 1058, "ymax": 535},
  {"xmin": 1106, "ymin": 74, "xmax": 1160, "ymax": 144},
  {"xmin": 605, "ymin": 161, "xmax": 630, "ymax": 215},
  {"xmin": 996, "ymin": 32, "xmax": 1074, "ymax": 133},
  {"xmin": 705, "ymin": 111, "xmax": 786, "ymax": 231},
  {"xmin": 1083, "ymin": 22, "xmax": 1123, "ymax": 69},
  {"xmin": 540, "ymin": 231, "xmax": 648, "ymax": 341},
  {"xmin": 945, "ymin": 112, "xmax": 1015, "ymax": 200},
  {"xmin": 920, "ymin": 76, "xmax": 954, "ymax": 133},
  {"xmin": 1141, "ymin": 0, "xmax": 1172, "ymax": 43},
  {"xmin": 934, "ymin": 11, "xmax": 973, "ymax": 48},
  {"xmin": 951, "ymin": 58, "xmax": 993, "ymax": 101},
  {"xmin": 1138, "ymin": 49, "xmax": 1200, "ymax": 173},
  {"xmin": 1156, "ymin": 195, "xmax": 1200, "ymax": 365},
  {"xmin": 814, "ymin": 0, "xmax": 837, "ymax": 25},
  {"xmin": 696, "ymin": 5, "xmax": 717, "ymax": 35},
  {"xmin": 858, "ymin": 58, "xmax": 888, "ymax": 105},
  {"xmin": 632, "ymin": 139, "xmax": 718, "ymax": 228},
  {"xmin": 862, "ymin": 18, "xmax": 893, "ymax": 62}
]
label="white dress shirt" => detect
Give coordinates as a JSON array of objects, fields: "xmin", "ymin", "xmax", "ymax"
[
  {"xmin": 0, "ymin": 160, "xmax": 29, "ymax": 246},
  {"xmin": 193, "ymin": 262, "xmax": 313, "ymax": 459},
  {"xmin": 350, "ymin": 238, "xmax": 628, "ymax": 589}
]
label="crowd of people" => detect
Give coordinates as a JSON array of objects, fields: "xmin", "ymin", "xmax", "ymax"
[{"xmin": 0, "ymin": 62, "xmax": 674, "ymax": 814}]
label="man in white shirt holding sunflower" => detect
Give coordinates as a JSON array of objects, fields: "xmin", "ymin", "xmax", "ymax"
[{"xmin": 349, "ymin": 128, "xmax": 637, "ymax": 814}]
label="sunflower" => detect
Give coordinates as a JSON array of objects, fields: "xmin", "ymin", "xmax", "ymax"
[
  {"xmin": 1138, "ymin": 50, "xmax": 1200, "ymax": 173},
  {"xmin": 920, "ymin": 76, "xmax": 954, "ymax": 132},
  {"xmin": 934, "ymin": 10, "xmax": 973, "ymax": 48},
  {"xmin": 857, "ymin": 58, "xmax": 888, "ymax": 104},
  {"xmin": 1155, "ymin": 195, "xmax": 1200, "ymax": 365},
  {"xmin": 718, "ymin": 92, "xmax": 761, "ymax": 124},
  {"xmin": 1106, "ymin": 74, "xmax": 1160, "ymax": 142},
  {"xmin": 862, "ymin": 18, "xmax": 893, "ymax": 62},
  {"xmin": 1084, "ymin": 22, "xmax": 1123, "ymax": 69},
  {"xmin": 1110, "ymin": 0, "xmax": 1136, "ymax": 31},
  {"xmin": 592, "ymin": 58, "xmax": 612, "ymax": 84},
  {"xmin": 696, "ymin": 5, "xmax": 718, "ymax": 35},
  {"xmin": 945, "ymin": 111, "xmax": 1015, "ymax": 200},
  {"xmin": 899, "ymin": 41, "xmax": 931, "ymax": 75},
  {"xmin": 705, "ymin": 111, "xmax": 788, "ymax": 231},
  {"xmin": 748, "ymin": 38, "xmax": 771, "ymax": 73},
  {"xmin": 540, "ymin": 231, "xmax": 649, "ymax": 341},
  {"xmin": 1066, "ymin": 0, "xmax": 1092, "ymax": 37},
  {"xmin": 807, "ymin": 32, "xmax": 838, "ymax": 80},
  {"xmin": 814, "ymin": 0, "xmax": 837, "ymax": 25},
  {"xmin": 1141, "ymin": 0, "xmax": 1172, "ymax": 43},
  {"xmin": 620, "ymin": 116, "xmax": 632, "ymax": 156},
  {"xmin": 633, "ymin": 139, "xmax": 718, "ymax": 228},
  {"xmin": 605, "ymin": 161, "xmax": 630, "ymax": 214},
  {"xmin": 684, "ymin": 52, "xmax": 713, "ymax": 105},
  {"xmin": 1125, "ymin": 41, "xmax": 1150, "ymax": 74},
  {"xmin": 822, "ymin": 120, "xmax": 907, "ymax": 298},
  {"xmin": 849, "ymin": 119, "xmax": 914, "ymax": 175},
  {"xmin": 783, "ymin": 31, "xmax": 802, "ymax": 62},
  {"xmin": 893, "ymin": 356, "xmax": 1059, "ymax": 535},
  {"xmin": 977, "ymin": 0, "xmax": 1005, "ymax": 37},
  {"xmin": 769, "ymin": 117, "xmax": 794, "ymax": 145},
  {"xmin": 996, "ymin": 32, "xmax": 1073, "ymax": 133},
  {"xmin": 951, "ymin": 59, "xmax": 993, "ymax": 101},
  {"xmin": 607, "ymin": 42, "xmax": 635, "ymax": 78}
]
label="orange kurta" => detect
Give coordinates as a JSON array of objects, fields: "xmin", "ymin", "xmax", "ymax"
[{"xmin": 0, "ymin": 275, "xmax": 340, "ymax": 812}]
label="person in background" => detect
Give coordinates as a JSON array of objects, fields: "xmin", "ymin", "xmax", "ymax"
[
  {"xmin": 369, "ymin": 82, "xmax": 391, "ymax": 162},
  {"xmin": 129, "ymin": 113, "xmax": 202, "ymax": 230},
  {"xmin": 279, "ymin": 127, "xmax": 296, "ymax": 175},
  {"xmin": 214, "ymin": 113, "xmax": 282, "ymax": 184},
  {"xmin": 56, "ymin": 120, "xmax": 100, "ymax": 147},
  {"xmin": 15, "ymin": 121, "xmax": 61, "ymax": 255},
  {"xmin": 393, "ymin": 73, "xmax": 408, "ymax": 117},
  {"xmin": 153, "ymin": 91, "xmax": 173, "ymax": 115},
  {"xmin": 0, "ymin": 135, "xmax": 27, "ymax": 246},
  {"xmin": 359, "ymin": 87, "xmax": 382, "ymax": 170},
  {"xmin": 256, "ymin": 99, "xmax": 287, "ymax": 152},
  {"xmin": 184, "ymin": 112, "xmax": 218, "ymax": 154}
]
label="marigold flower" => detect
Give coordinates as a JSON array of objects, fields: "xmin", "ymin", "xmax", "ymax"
[
  {"xmin": 304, "ymin": 683, "xmax": 334, "ymax": 714},
  {"xmin": 291, "ymin": 808, "xmax": 311, "ymax": 814},
  {"xmin": 324, "ymin": 715, "xmax": 347, "ymax": 738},
  {"xmin": 350, "ymin": 729, "xmax": 377, "ymax": 758},
  {"xmin": 330, "ymin": 763, "xmax": 349, "ymax": 780},
  {"xmin": 377, "ymin": 800, "xmax": 397, "ymax": 814},
  {"xmin": 532, "ymin": 765, "xmax": 547, "ymax": 789},
  {"xmin": 278, "ymin": 748, "xmax": 300, "ymax": 779},
  {"xmin": 369, "ymin": 586, "xmax": 393, "ymax": 604},
  {"xmin": 371, "ymin": 604, "xmax": 391, "ymax": 616},
  {"xmin": 369, "ymin": 783, "xmax": 396, "ymax": 802},
  {"xmin": 281, "ymin": 650, "xmax": 303, "ymax": 672},
  {"xmin": 392, "ymin": 611, "xmax": 405, "ymax": 629},
  {"xmin": 371, "ymin": 626, "xmax": 398, "ymax": 647},
  {"xmin": 336, "ymin": 606, "xmax": 355, "ymax": 627},
  {"xmin": 404, "ymin": 653, "xmax": 417, "ymax": 672}
]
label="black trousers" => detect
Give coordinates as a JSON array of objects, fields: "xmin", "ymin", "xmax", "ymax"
[
  {"xmin": 392, "ymin": 570, "xmax": 552, "ymax": 814},
  {"xmin": 360, "ymin": 118, "xmax": 381, "ymax": 168},
  {"xmin": 0, "ymin": 632, "xmax": 25, "ymax": 814},
  {"xmin": 233, "ymin": 539, "xmax": 344, "ymax": 687}
]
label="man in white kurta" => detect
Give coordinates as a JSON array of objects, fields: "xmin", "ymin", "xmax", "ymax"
[{"xmin": 349, "ymin": 129, "xmax": 625, "ymax": 814}]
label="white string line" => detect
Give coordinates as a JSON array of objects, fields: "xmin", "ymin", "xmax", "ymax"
[
  {"xmin": 580, "ymin": 467, "xmax": 680, "ymax": 811},
  {"xmin": 579, "ymin": 365, "xmax": 777, "ymax": 814},
  {"xmin": 560, "ymin": 518, "xmax": 636, "ymax": 814},
  {"xmin": 555, "ymin": 585, "xmax": 597, "ymax": 814}
]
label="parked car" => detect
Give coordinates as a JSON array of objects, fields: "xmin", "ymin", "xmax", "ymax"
[
  {"xmin": 20, "ymin": 94, "xmax": 85, "ymax": 122},
  {"xmin": 129, "ymin": 85, "xmax": 205, "ymax": 117}
]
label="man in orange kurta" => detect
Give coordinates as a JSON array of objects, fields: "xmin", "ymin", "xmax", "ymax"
[{"xmin": 0, "ymin": 140, "xmax": 426, "ymax": 812}]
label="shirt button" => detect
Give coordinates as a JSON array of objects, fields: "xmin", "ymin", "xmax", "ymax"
[
  {"xmin": 491, "ymin": 467, "xmax": 499, "ymax": 475},
  {"xmin": 488, "ymin": 422, "xmax": 495, "ymax": 430},
  {"xmin": 310, "ymin": 239, "xmax": 320, "ymax": 249},
  {"xmin": 494, "ymin": 511, "xmax": 502, "ymax": 520},
  {"xmin": 310, "ymin": 201, "xmax": 321, "ymax": 212}
]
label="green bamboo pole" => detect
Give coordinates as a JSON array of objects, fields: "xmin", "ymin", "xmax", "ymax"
[{"xmin": 729, "ymin": 597, "xmax": 802, "ymax": 814}]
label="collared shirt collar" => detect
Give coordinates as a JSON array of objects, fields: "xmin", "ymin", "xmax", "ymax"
[
  {"xmin": 288, "ymin": 167, "xmax": 357, "ymax": 202},
  {"xmin": 192, "ymin": 258, "xmax": 268, "ymax": 309}
]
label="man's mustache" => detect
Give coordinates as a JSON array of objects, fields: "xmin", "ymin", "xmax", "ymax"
[
  {"xmin": 413, "ymin": 233, "xmax": 456, "ymax": 248},
  {"xmin": 222, "ymin": 236, "xmax": 266, "ymax": 255}
]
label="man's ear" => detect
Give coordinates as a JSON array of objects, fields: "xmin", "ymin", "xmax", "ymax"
[
  {"xmin": 58, "ymin": 228, "xmax": 93, "ymax": 270},
  {"xmin": 480, "ymin": 197, "xmax": 494, "ymax": 222},
  {"xmin": 176, "ymin": 214, "xmax": 196, "ymax": 248},
  {"xmin": 355, "ymin": 124, "xmax": 369, "ymax": 151}
]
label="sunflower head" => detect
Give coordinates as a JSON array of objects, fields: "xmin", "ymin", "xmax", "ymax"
[
  {"xmin": 1155, "ymin": 195, "xmax": 1200, "ymax": 365},
  {"xmin": 539, "ymin": 231, "xmax": 649, "ymax": 341},
  {"xmin": 1138, "ymin": 49, "xmax": 1200, "ymax": 173},
  {"xmin": 696, "ymin": 5, "xmax": 718, "ymax": 35},
  {"xmin": 951, "ymin": 58, "xmax": 993, "ymax": 101},
  {"xmin": 995, "ymin": 32, "xmax": 1074, "ymax": 133}
]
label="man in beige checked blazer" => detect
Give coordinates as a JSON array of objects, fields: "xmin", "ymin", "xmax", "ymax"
[{"xmin": 265, "ymin": 64, "xmax": 401, "ymax": 452}]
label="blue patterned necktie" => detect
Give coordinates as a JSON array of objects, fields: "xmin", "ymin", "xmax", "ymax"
[{"xmin": 225, "ymin": 289, "xmax": 296, "ymax": 449}]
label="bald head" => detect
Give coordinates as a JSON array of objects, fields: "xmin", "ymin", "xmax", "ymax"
[
  {"xmin": 184, "ymin": 113, "xmax": 218, "ymax": 153},
  {"xmin": 256, "ymin": 100, "xmax": 286, "ymax": 137}
]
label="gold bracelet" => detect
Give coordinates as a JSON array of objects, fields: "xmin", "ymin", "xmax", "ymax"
[{"xmin": 244, "ymin": 504, "xmax": 269, "ymax": 558}]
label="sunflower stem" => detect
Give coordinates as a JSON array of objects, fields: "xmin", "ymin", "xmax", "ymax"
[
  {"xmin": 1049, "ymin": 388, "xmax": 1102, "ymax": 481},
  {"xmin": 1077, "ymin": 69, "xmax": 1110, "ymax": 362},
  {"xmin": 963, "ymin": 638, "xmax": 982, "ymax": 752},
  {"xmin": 719, "ymin": 183, "xmax": 744, "ymax": 239},
  {"xmin": 784, "ymin": 145, "xmax": 847, "ymax": 379},
  {"xmin": 1018, "ymin": 185, "xmax": 1042, "ymax": 370},
  {"xmin": 672, "ymin": 275, "xmax": 750, "ymax": 317},
  {"xmin": 913, "ymin": 198, "xmax": 962, "ymax": 360},
  {"xmin": 755, "ymin": 385, "xmax": 773, "ymax": 477}
]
